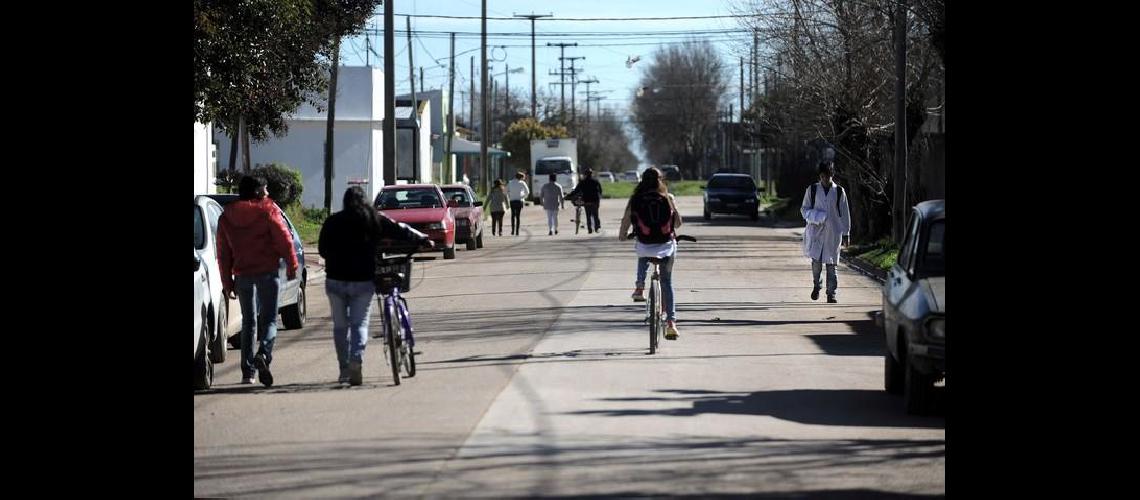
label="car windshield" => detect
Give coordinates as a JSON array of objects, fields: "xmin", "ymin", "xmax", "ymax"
[
  {"xmin": 919, "ymin": 219, "xmax": 945, "ymax": 276},
  {"xmin": 376, "ymin": 189, "xmax": 442, "ymax": 209},
  {"xmin": 442, "ymin": 188, "xmax": 472, "ymax": 207},
  {"xmin": 708, "ymin": 176, "xmax": 755, "ymax": 189},
  {"xmin": 536, "ymin": 159, "xmax": 572, "ymax": 175}
]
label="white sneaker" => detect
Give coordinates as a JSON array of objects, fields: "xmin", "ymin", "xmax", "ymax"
[{"xmin": 241, "ymin": 377, "xmax": 256, "ymax": 385}]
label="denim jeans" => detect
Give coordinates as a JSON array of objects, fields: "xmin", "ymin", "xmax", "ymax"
[
  {"xmin": 325, "ymin": 279, "xmax": 375, "ymax": 375},
  {"xmin": 235, "ymin": 271, "xmax": 281, "ymax": 378},
  {"xmin": 811, "ymin": 259, "xmax": 838, "ymax": 296},
  {"xmin": 635, "ymin": 256, "xmax": 676, "ymax": 321}
]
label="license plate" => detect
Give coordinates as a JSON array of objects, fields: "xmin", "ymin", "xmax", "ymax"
[{"xmin": 726, "ymin": 203, "xmax": 739, "ymax": 208}]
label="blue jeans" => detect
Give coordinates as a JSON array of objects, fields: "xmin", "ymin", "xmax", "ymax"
[
  {"xmin": 325, "ymin": 279, "xmax": 375, "ymax": 374},
  {"xmin": 812, "ymin": 259, "xmax": 838, "ymax": 296},
  {"xmin": 235, "ymin": 271, "xmax": 281, "ymax": 378},
  {"xmin": 636, "ymin": 256, "xmax": 676, "ymax": 321}
]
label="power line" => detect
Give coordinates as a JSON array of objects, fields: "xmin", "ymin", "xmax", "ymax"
[{"xmin": 390, "ymin": 13, "xmax": 747, "ymax": 21}]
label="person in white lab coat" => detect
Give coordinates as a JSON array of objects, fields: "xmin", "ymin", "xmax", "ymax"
[{"xmin": 801, "ymin": 162, "xmax": 851, "ymax": 303}]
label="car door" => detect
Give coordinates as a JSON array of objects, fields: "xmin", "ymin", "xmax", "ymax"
[
  {"xmin": 276, "ymin": 210, "xmax": 303, "ymax": 307},
  {"xmin": 885, "ymin": 211, "xmax": 922, "ymax": 349},
  {"xmin": 201, "ymin": 199, "xmax": 225, "ymax": 311}
]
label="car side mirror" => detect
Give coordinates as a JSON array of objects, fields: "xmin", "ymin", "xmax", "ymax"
[
  {"xmin": 699, "ymin": 185, "xmax": 706, "ymax": 190},
  {"xmin": 193, "ymin": 253, "xmax": 202, "ymax": 272},
  {"xmin": 473, "ymin": 201, "xmax": 483, "ymax": 207},
  {"xmin": 448, "ymin": 200, "xmax": 459, "ymax": 208}
]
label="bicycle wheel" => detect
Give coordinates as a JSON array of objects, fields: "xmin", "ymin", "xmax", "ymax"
[
  {"xmin": 397, "ymin": 303, "xmax": 416, "ymax": 378},
  {"xmin": 385, "ymin": 300, "xmax": 401, "ymax": 385},
  {"xmin": 649, "ymin": 277, "xmax": 659, "ymax": 354}
]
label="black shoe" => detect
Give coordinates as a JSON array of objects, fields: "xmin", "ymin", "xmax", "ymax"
[
  {"xmin": 827, "ymin": 295, "xmax": 837, "ymax": 304},
  {"xmin": 254, "ymin": 353, "xmax": 273, "ymax": 387},
  {"xmin": 549, "ymin": 230, "xmax": 553, "ymax": 236},
  {"xmin": 811, "ymin": 288, "xmax": 820, "ymax": 301}
]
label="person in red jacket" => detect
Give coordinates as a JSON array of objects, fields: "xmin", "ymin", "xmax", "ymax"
[{"xmin": 217, "ymin": 175, "xmax": 299, "ymax": 387}]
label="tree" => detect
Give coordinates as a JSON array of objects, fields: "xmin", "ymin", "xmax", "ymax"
[
  {"xmin": 578, "ymin": 109, "xmax": 639, "ymax": 172},
  {"xmin": 631, "ymin": 41, "xmax": 728, "ymax": 180},
  {"xmin": 501, "ymin": 118, "xmax": 570, "ymax": 173},
  {"xmin": 732, "ymin": 0, "xmax": 944, "ymax": 243},
  {"xmin": 193, "ymin": 0, "xmax": 379, "ymax": 173}
]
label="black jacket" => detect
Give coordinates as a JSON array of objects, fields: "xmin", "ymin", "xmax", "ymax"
[
  {"xmin": 568, "ymin": 177, "xmax": 603, "ymax": 203},
  {"xmin": 319, "ymin": 210, "xmax": 424, "ymax": 281}
]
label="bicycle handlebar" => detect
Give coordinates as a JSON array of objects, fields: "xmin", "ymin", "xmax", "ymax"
[{"xmin": 624, "ymin": 233, "xmax": 698, "ymax": 243}]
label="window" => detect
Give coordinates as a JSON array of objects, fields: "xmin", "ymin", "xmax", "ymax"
[
  {"xmin": 442, "ymin": 188, "xmax": 472, "ymax": 207},
  {"xmin": 536, "ymin": 159, "xmax": 572, "ymax": 175},
  {"xmin": 918, "ymin": 220, "xmax": 945, "ymax": 276},
  {"xmin": 194, "ymin": 206, "xmax": 206, "ymax": 250},
  {"xmin": 707, "ymin": 175, "xmax": 756, "ymax": 190},
  {"xmin": 376, "ymin": 189, "xmax": 442, "ymax": 209},
  {"xmin": 897, "ymin": 212, "xmax": 920, "ymax": 272}
]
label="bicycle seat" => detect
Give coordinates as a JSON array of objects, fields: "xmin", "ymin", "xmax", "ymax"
[{"xmin": 645, "ymin": 257, "xmax": 664, "ymax": 264}]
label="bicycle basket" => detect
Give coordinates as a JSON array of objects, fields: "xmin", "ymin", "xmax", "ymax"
[{"xmin": 375, "ymin": 255, "xmax": 413, "ymax": 293}]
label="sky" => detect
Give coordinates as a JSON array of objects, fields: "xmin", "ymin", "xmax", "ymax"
[{"xmin": 337, "ymin": 0, "xmax": 759, "ymax": 164}]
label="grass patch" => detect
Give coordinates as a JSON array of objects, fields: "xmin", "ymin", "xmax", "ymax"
[
  {"xmin": 285, "ymin": 204, "xmax": 326, "ymax": 245},
  {"xmin": 846, "ymin": 237, "xmax": 898, "ymax": 270},
  {"xmin": 601, "ymin": 180, "xmax": 705, "ymax": 199}
]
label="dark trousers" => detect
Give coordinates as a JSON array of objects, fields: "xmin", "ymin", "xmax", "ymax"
[
  {"xmin": 491, "ymin": 211, "xmax": 505, "ymax": 235},
  {"xmin": 584, "ymin": 203, "xmax": 601, "ymax": 232},
  {"xmin": 509, "ymin": 200, "xmax": 524, "ymax": 235}
]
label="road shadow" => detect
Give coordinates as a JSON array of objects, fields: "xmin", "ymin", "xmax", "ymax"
[{"xmin": 568, "ymin": 388, "xmax": 945, "ymax": 426}]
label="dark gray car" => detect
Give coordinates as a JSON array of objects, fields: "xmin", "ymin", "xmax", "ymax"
[
  {"xmin": 205, "ymin": 194, "xmax": 308, "ymax": 347},
  {"xmin": 701, "ymin": 173, "xmax": 759, "ymax": 221},
  {"xmin": 881, "ymin": 200, "xmax": 945, "ymax": 414}
]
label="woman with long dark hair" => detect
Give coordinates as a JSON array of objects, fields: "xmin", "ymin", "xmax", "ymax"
[
  {"xmin": 318, "ymin": 186, "xmax": 430, "ymax": 385},
  {"xmin": 618, "ymin": 167, "xmax": 684, "ymax": 339}
]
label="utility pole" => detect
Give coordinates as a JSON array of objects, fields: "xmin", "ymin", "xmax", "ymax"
[
  {"xmin": 470, "ymin": 56, "xmax": 475, "ymax": 131},
  {"xmin": 514, "ymin": 12, "xmax": 552, "ymax": 119},
  {"xmin": 420, "ymin": 66, "xmax": 424, "ymax": 92},
  {"xmin": 446, "ymin": 32, "xmax": 456, "ymax": 184},
  {"xmin": 481, "ymin": 0, "xmax": 489, "ymax": 195},
  {"xmin": 893, "ymin": 0, "xmax": 908, "ymax": 245},
  {"xmin": 406, "ymin": 16, "xmax": 418, "ymax": 182},
  {"xmin": 562, "ymin": 56, "xmax": 584, "ymax": 131},
  {"xmin": 547, "ymin": 42, "xmax": 576, "ymax": 124},
  {"xmin": 739, "ymin": 57, "xmax": 744, "ymax": 124},
  {"xmin": 579, "ymin": 77, "xmax": 598, "ymax": 124},
  {"xmin": 383, "ymin": 0, "xmax": 395, "ymax": 188}
]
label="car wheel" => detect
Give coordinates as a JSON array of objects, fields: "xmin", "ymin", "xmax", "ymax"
[
  {"xmin": 208, "ymin": 302, "xmax": 227, "ymax": 363},
  {"xmin": 750, "ymin": 209, "xmax": 759, "ymax": 221},
  {"xmin": 281, "ymin": 283, "xmax": 306, "ymax": 330},
  {"xmin": 444, "ymin": 246, "xmax": 456, "ymax": 259},
  {"xmin": 194, "ymin": 320, "xmax": 213, "ymax": 391},
  {"xmin": 466, "ymin": 236, "xmax": 477, "ymax": 250},
  {"xmin": 904, "ymin": 353, "xmax": 933, "ymax": 415},
  {"xmin": 703, "ymin": 207, "xmax": 711, "ymax": 221},
  {"xmin": 476, "ymin": 233, "xmax": 484, "ymax": 248},
  {"xmin": 884, "ymin": 349, "xmax": 903, "ymax": 395}
]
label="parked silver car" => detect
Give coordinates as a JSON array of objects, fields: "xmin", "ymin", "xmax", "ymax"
[
  {"xmin": 881, "ymin": 200, "xmax": 945, "ymax": 414},
  {"xmin": 205, "ymin": 194, "xmax": 308, "ymax": 349}
]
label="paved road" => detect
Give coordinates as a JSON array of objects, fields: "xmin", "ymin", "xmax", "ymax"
[{"xmin": 194, "ymin": 196, "xmax": 944, "ymax": 498}]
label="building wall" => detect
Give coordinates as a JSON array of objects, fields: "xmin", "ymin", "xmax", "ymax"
[{"xmin": 194, "ymin": 122, "xmax": 216, "ymax": 195}]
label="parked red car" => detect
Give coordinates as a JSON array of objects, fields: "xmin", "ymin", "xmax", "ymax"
[
  {"xmin": 441, "ymin": 184, "xmax": 484, "ymax": 251},
  {"xmin": 375, "ymin": 184, "xmax": 457, "ymax": 259}
]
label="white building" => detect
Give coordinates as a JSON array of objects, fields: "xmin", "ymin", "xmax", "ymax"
[
  {"xmin": 194, "ymin": 121, "xmax": 217, "ymax": 195},
  {"xmin": 214, "ymin": 66, "xmax": 386, "ymax": 208}
]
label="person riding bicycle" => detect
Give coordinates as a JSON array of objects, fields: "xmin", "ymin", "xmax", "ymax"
[
  {"xmin": 618, "ymin": 167, "xmax": 683, "ymax": 340},
  {"xmin": 566, "ymin": 168, "xmax": 603, "ymax": 233}
]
